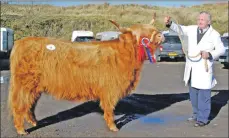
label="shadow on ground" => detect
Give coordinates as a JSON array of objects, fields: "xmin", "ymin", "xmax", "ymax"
[
  {"xmin": 27, "ymin": 90, "xmax": 228, "ymax": 133},
  {"xmin": 209, "ymin": 90, "xmax": 229, "ymax": 121}
]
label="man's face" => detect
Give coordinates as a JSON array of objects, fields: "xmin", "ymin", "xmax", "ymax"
[{"xmin": 197, "ymin": 13, "xmax": 210, "ymax": 29}]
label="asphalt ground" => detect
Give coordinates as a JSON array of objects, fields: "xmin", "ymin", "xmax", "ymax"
[{"xmin": 1, "ymin": 61, "xmax": 228, "ymax": 137}]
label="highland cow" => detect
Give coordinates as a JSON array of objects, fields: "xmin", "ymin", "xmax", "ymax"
[{"xmin": 8, "ymin": 16, "xmax": 164, "ymax": 135}]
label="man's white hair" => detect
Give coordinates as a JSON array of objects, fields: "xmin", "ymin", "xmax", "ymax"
[{"xmin": 199, "ymin": 11, "xmax": 212, "ymax": 24}]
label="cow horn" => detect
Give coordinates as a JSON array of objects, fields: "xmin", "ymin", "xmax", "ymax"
[
  {"xmin": 109, "ymin": 20, "xmax": 120, "ymax": 30},
  {"xmin": 109, "ymin": 20, "xmax": 131, "ymax": 33},
  {"xmin": 149, "ymin": 13, "xmax": 156, "ymax": 25},
  {"xmin": 150, "ymin": 31, "xmax": 157, "ymax": 42},
  {"xmin": 119, "ymin": 28, "xmax": 131, "ymax": 33}
]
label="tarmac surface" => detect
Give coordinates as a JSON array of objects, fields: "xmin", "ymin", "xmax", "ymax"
[{"xmin": 1, "ymin": 61, "xmax": 228, "ymax": 137}]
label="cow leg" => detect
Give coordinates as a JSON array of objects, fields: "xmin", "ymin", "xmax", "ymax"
[
  {"xmin": 104, "ymin": 109, "xmax": 118, "ymax": 131},
  {"xmin": 25, "ymin": 111, "xmax": 37, "ymax": 127},
  {"xmin": 8, "ymin": 80, "xmax": 27, "ymax": 135},
  {"xmin": 13, "ymin": 109, "xmax": 28, "ymax": 135},
  {"xmin": 100, "ymin": 99, "xmax": 119, "ymax": 132},
  {"xmin": 11, "ymin": 86, "xmax": 40, "ymax": 135},
  {"xmin": 25, "ymin": 94, "xmax": 40, "ymax": 127},
  {"xmin": 11, "ymin": 87, "xmax": 28, "ymax": 135}
]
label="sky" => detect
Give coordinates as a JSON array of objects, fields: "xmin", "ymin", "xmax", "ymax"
[{"xmin": 7, "ymin": 0, "xmax": 227, "ymax": 7}]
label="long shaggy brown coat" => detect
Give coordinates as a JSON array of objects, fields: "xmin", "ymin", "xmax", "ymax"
[{"xmin": 8, "ymin": 19, "xmax": 164, "ymax": 135}]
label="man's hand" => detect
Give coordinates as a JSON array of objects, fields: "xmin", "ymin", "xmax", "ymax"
[
  {"xmin": 164, "ymin": 16, "xmax": 171, "ymax": 25},
  {"xmin": 201, "ymin": 51, "xmax": 210, "ymax": 59}
]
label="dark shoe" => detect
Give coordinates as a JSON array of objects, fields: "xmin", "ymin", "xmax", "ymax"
[
  {"xmin": 187, "ymin": 117, "xmax": 197, "ymax": 122},
  {"xmin": 194, "ymin": 121, "xmax": 207, "ymax": 127}
]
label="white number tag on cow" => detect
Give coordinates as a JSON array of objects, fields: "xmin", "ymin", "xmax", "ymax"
[{"xmin": 46, "ymin": 44, "xmax": 56, "ymax": 51}]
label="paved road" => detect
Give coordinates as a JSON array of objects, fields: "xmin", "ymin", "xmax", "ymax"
[{"xmin": 1, "ymin": 62, "xmax": 228, "ymax": 137}]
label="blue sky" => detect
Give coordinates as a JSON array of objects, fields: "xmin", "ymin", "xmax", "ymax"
[{"xmin": 9, "ymin": 0, "xmax": 226, "ymax": 7}]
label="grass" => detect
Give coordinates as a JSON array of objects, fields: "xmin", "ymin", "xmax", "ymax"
[{"xmin": 1, "ymin": 3, "xmax": 228, "ymax": 40}]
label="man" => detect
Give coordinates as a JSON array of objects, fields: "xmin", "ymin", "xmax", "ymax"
[{"xmin": 164, "ymin": 11, "xmax": 225, "ymax": 127}]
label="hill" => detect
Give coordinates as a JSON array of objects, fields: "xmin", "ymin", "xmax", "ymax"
[{"xmin": 1, "ymin": 3, "xmax": 228, "ymax": 40}]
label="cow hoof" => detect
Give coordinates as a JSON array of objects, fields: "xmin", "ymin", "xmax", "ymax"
[
  {"xmin": 17, "ymin": 130, "xmax": 29, "ymax": 135},
  {"xmin": 109, "ymin": 126, "xmax": 119, "ymax": 132},
  {"xmin": 28, "ymin": 121, "xmax": 37, "ymax": 127},
  {"xmin": 31, "ymin": 122, "xmax": 37, "ymax": 127}
]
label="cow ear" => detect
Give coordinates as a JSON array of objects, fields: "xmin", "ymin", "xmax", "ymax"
[{"xmin": 149, "ymin": 13, "xmax": 156, "ymax": 25}]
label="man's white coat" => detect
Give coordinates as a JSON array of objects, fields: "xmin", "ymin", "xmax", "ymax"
[{"xmin": 170, "ymin": 23, "xmax": 225, "ymax": 89}]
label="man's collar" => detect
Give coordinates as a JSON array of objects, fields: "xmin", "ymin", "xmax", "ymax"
[{"xmin": 198, "ymin": 25, "xmax": 210, "ymax": 34}]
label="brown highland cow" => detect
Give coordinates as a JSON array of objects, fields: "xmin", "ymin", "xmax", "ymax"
[{"xmin": 8, "ymin": 15, "xmax": 164, "ymax": 135}]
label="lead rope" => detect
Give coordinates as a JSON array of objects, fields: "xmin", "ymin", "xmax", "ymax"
[{"xmin": 172, "ymin": 19, "xmax": 208, "ymax": 72}]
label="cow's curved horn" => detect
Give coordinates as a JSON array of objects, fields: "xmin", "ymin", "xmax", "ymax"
[
  {"xmin": 150, "ymin": 31, "xmax": 157, "ymax": 42},
  {"xmin": 149, "ymin": 13, "xmax": 156, "ymax": 25},
  {"xmin": 109, "ymin": 20, "xmax": 120, "ymax": 30},
  {"xmin": 109, "ymin": 20, "xmax": 131, "ymax": 33},
  {"xmin": 149, "ymin": 19, "xmax": 155, "ymax": 25},
  {"xmin": 119, "ymin": 28, "xmax": 131, "ymax": 33}
]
